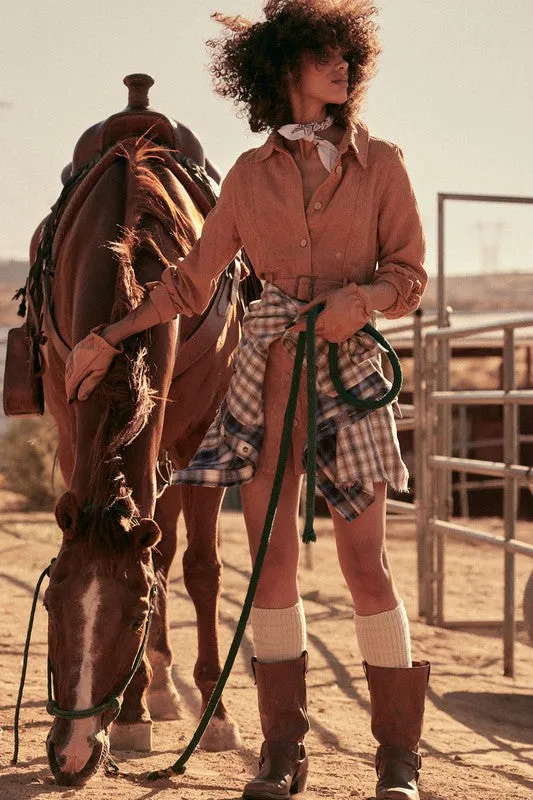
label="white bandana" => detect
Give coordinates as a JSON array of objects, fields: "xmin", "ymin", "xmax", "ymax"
[{"xmin": 278, "ymin": 116, "xmax": 339, "ymax": 172}]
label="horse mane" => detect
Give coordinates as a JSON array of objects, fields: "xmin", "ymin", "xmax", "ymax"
[{"xmin": 83, "ymin": 139, "xmax": 204, "ymax": 548}]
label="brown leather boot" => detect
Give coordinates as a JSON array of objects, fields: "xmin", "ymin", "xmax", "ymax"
[
  {"xmin": 364, "ymin": 661, "xmax": 430, "ymax": 800},
  {"xmin": 242, "ymin": 653, "xmax": 309, "ymax": 800}
]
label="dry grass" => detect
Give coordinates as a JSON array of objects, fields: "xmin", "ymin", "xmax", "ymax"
[{"xmin": 0, "ymin": 415, "xmax": 65, "ymax": 509}]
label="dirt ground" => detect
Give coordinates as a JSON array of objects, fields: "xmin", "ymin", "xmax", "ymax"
[{"xmin": 0, "ymin": 495, "xmax": 532, "ymax": 800}]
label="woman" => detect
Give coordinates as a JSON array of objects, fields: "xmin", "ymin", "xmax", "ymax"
[{"xmin": 67, "ymin": 2, "xmax": 430, "ymax": 798}]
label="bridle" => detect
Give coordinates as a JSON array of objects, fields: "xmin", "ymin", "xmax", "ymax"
[
  {"xmin": 12, "ymin": 564, "xmax": 158, "ymax": 764},
  {"xmin": 46, "ymin": 581, "xmax": 158, "ymax": 724}
]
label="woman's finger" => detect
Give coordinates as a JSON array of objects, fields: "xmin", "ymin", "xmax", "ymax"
[{"xmin": 296, "ymin": 293, "xmax": 328, "ymax": 315}]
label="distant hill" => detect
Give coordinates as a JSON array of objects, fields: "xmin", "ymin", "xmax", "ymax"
[
  {"xmin": 0, "ymin": 260, "xmax": 27, "ymax": 326},
  {"xmin": 0, "ymin": 259, "xmax": 28, "ymax": 286},
  {"xmin": 421, "ymin": 271, "xmax": 533, "ymax": 313},
  {"xmin": 0, "ymin": 259, "xmax": 531, "ymax": 327}
]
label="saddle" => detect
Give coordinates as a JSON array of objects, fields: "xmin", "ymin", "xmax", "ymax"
[
  {"xmin": 66, "ymin": 73, "xmax": 207, "ymax": 178},
  {"xmin": 3, "ymin": 74, "xmax": 261, "ymax": 417}
]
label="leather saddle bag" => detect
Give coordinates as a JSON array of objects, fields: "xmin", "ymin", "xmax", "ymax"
[{"xmin": 3, "ymin": 325, "xmax": 45, "ymax": 417}]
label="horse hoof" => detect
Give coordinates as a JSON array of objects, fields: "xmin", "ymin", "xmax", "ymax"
[
  {"xmin": 148, "ymin": 686, "xmax": 184, "ymax": 721},
  {"xmin": 110, "ymin": 721, "xmax": 153, "ymax": 752},
  {"xmin": 199, "ymin": 715, "xmax": 242, "ymax": 752}
]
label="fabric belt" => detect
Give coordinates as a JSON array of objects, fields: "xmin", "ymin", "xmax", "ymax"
[{"xmin": 270, "ymin": 275, "xmax": 345, "ymax": 302}]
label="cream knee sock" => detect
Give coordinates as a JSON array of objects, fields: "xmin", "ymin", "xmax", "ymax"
[
  {"xmin": 250, "ymin": 600, "xmax": 307, "ymax": 663},
  {"xmin": 354, "ymin": 601, "xmax": 412, "ymax": 668}
]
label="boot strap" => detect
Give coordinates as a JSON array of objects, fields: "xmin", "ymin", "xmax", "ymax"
[
  {"xmin": 259, "ymin": 740, "xmax": 306, "ymax": 768},
  {"xmin": 376, "ymin": 745, "xmax": 422, "ymax": 774}
]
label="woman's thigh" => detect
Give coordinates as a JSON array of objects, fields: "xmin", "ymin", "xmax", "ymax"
[{"xmin": 240, "ymin": 460, "xmax": 303, "ymax": 608}]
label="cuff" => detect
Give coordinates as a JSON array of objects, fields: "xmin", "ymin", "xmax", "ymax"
[
  {"xmin": 332, "ymin": 283, "xmax": 373, "ymax": 318},
  {"xmin": 148, "ymin": 281, "xmax": 179, "ymax": 324},
  {"xmin": 372, "ymin": 275, "xmax": 423, "ymax": 319}
]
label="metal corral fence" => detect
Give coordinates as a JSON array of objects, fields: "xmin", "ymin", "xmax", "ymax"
[
  {"xmin": 383, "ymin": 310, "xmax": 533, "ymax": 678},
  {"xmin": 420, "ymin": 314, "xmax": 533, "ymax": 678}
]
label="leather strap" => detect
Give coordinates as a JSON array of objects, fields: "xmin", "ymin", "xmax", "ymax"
[
  {"xmin": 376, "ymin": 745, "xmax": 422, "ymax": 773},
  {"xmin": 42, "ymin": 270, "xmax": 71, "ymax": 363},
  {"xmin": 273, "ymin": 275, "xmax": 345, "ymax": 302},
  {"xmin": 171, "ymin": 261, "xmax": 240, "ymax": 380}
]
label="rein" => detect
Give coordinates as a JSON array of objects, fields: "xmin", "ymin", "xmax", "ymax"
[{"xmin": 12, "ymin": 573, "xmax": 157, "ymax": 764}]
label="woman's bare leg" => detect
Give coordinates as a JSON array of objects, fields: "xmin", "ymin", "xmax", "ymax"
[
  {"xmin": 240, "ymin": 465, "xmax": 304, "ymax": 609},
  {"xmin": 329, "ymin": 482, "xmax": 400, "ymax": 615}
]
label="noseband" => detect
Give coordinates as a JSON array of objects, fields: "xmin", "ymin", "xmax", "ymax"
[{"xmin": 46, "ymin": 581, "xmax": 158, "ymax": 724}]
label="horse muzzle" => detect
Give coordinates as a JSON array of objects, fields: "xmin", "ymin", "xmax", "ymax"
[{"xmin": 46, "ymin": 720, "xmax": 109, "ymax": 785}]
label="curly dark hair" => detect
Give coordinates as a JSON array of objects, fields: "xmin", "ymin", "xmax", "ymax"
[{"xmin": 207, "ymin": 0, "xmax": 381, "ymax": 133}]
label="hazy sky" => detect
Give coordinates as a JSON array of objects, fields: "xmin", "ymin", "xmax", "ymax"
[{"xmin": 2, "ymin": 0, "xmax": 533, "ymax": 276}]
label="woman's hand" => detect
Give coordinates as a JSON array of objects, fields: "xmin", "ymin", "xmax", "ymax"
[
  {"xmin": 65, "ymin": 326, "xmax": 122, "ymax": 402},
  {"xmin": 290, "ymin": 283, "xmax": 373, "ymax": 342},
  {"xmin": 65, "ymin": 285, "xmax": 178, "ymax": 402}
]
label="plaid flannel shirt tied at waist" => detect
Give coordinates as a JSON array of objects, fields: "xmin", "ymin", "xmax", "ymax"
[{"xmin": 173, "ymin": 282, "xmax": 401, "ymax": 520}]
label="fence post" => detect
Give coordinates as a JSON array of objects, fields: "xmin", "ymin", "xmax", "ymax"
[
  {"xmin": 413, "ymin": 309, "xmax": 426, "ymax": 617},
  {"xmin": 436, "ymin": 306, "xmax": 452, "ymax": 626},
  {"xmin": 423, "ymin": 335, "xmax": 438, "ymax": 624},
  {"xmin": 503, "ymin": 328, "xmax": 518, "ymax": 677}
]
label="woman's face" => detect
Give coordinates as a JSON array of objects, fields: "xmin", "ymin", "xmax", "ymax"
[{"xmin": 292, "ymin": 48, "xmax": 350, "ymax": 108}]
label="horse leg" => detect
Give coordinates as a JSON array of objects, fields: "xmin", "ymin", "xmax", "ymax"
[
  {"xmin": 109, "ymin": 659, "xmax": 153, "ymax": 752},
  {"xmin": 181, "ymin": 484, "xmax": 241, "ymax": 751},
  {"xmin": 147, "ymin": 484, "xmax": 184, "ymax": 720}
]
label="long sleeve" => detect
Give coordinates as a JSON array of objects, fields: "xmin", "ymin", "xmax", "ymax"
[
  {"xmin": 160, "ymin": 161, "xmax": 242, "ymax": 317},
  {"xmin": 372, "ymin": 146, "xmax": 427, "ymax": 319}
]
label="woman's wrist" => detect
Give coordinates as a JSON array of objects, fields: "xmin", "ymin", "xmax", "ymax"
[
  {"xmin": 99, "ymin": 322, "xmax": 124, "ymax": 348},
  {"xmin": 100, "ymin": 297, "xmax": 163, "ymax": 347},
  {"xmin": 359, "ymin": 281, "xmax": 398, "ymax": 312}
]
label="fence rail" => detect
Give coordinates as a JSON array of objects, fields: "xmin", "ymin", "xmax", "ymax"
[{"xmin": 417, "ymin": 311, "xmax": 533, "ymax": 677}]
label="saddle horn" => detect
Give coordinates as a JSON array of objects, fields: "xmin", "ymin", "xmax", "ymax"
[{"xmin": 123, "ymin": 74, "xmax": 154, "ymax": 110}]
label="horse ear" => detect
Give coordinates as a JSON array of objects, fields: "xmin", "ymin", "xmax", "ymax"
[
  {"xmin": 54, "ymin": 491, "xmax": 81, "ymax": 539},
  {"xmin": 132, "ymin": 519, "xmax": 162, "ymax": 552}
]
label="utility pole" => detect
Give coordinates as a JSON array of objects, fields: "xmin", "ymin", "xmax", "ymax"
[{"xmin": 475, "ymin": 221, "xmax": 505, "ymax": 273}]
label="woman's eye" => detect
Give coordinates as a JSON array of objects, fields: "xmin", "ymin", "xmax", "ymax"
[{"xmin": 131, "ymin": 617, "xmax": 146, "ymax": 632}]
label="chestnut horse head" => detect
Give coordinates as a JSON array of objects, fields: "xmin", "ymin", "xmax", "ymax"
[
  {"xmin": 44, "ymin": 494, "xmax": 161, "ymax": 783},
  {"xmin": 36, "ymin": 137, "xmax": 212, "ymax": 783}
]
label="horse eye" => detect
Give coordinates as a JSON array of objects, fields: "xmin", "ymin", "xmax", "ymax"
[{"xmin": 131, "ymin": 616, "xmax": 146, "ymax": 632}]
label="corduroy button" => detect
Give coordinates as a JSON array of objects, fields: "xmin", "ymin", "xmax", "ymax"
[
  {"xmin": 335, "ymin": 165, "xmax": 342, "ymax": 175},
  {"xmin": 300, "ymin": 238, "xmax": 308, "ymax": 247},
  {"xmin": 313, "ymin": 201, "xmax": 322, "ymax": 210}
]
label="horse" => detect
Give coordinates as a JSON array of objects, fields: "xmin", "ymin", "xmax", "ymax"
[{"xmin": 25, "ymin": 76, "xmax": 255, "ymax": 785}]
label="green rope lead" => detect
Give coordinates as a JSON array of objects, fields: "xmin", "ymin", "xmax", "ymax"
[
  {"xmin": 328, "ymin": 322, "xmax": 403, "ymax": 410},
  {"xmin": 11, "ymin": 311, "xmax": 401, "ymax": 777},
  {"xmin": 147, "ymin": 329, "xmax": 308, "ymax": 781},
  {"xmin": 148, "ymin": 310, "xmax": 402, "ymax": 780},
  {"xmin": 303, "ymin": 307, "xmax": 320, "ymax": 543},
  {"xmin": 12, "ymin": 562, "xmax": 53, "ymax": 764}
]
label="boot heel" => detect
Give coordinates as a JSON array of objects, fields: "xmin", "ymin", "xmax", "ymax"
[{"xmin": 290, "ymin": 769, "xmax": 308, "ymax": 795}]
